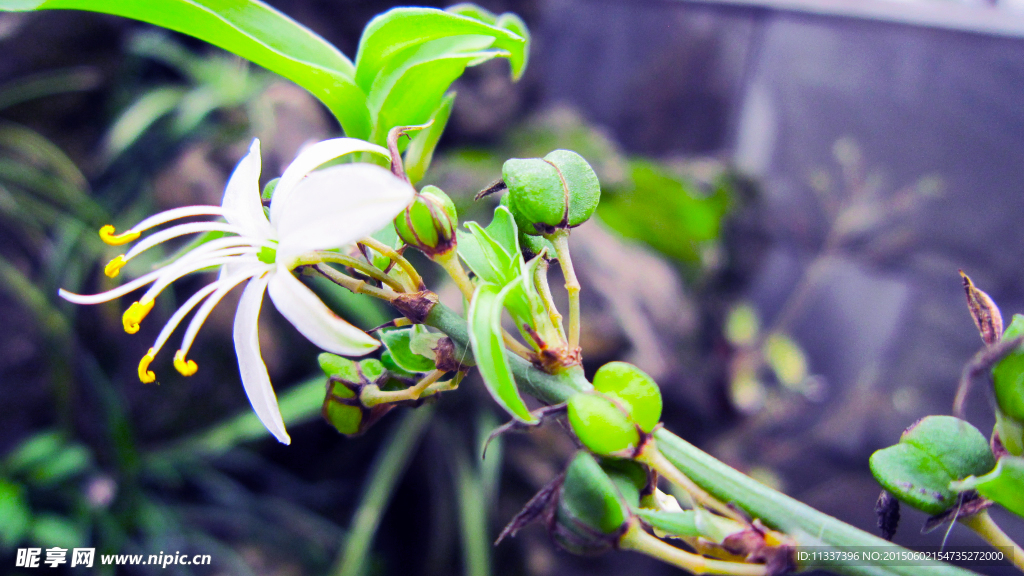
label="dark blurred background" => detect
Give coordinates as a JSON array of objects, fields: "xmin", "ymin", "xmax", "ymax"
[{"xmin": 2, "ymin": 0, "xmax": 1024, "ymax": 574}]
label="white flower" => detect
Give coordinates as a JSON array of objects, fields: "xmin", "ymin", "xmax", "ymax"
[{"xmin": 60, "ymin": 138, "xmax": 414, "ymax": 444}]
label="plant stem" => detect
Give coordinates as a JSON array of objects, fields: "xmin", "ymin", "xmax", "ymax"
[
  {"xmin": 295, "ymin": 251, "xmax": 405, "ymax": 292},
  {"xmin": 435, "ymin": 250, "xmax": 476, "ymax": 302},
  {"xmin": 548, "ymin": 229, "xmax": 581, "ymax": 352},
  {"xmin": 534, "ymin": 257, "xmax": 566, "ymax": 342},
  {"xmin": 638, "ymin": 444, "xmax": 746, "ymax": 523},
  {"xmin": 312, "ymin": 264, "xmax": 398, "ymax": 302},
  {"xmin": 961, "ymin": 510, "xmax": 1024, "ymax": 571},
  {"xmin": 359, "ymin": 236, "xmax": 425, "ymax": 291},
  {"xmin": 619, "ymin": 521, "xmax": 767, "ymax": 576},
  {"xmin": 361, "ymin": 369, "xmax": 446, "ymax": 406}
]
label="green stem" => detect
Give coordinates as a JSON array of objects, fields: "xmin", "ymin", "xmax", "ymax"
[
  {"xmin": 359, "ymin": 236, "xmax": 424, "ymax": 291},
  {"xmin": 619, "ymin": 521, "xmax": 767, "ymax": 576},
  {"xmin": 548, "ymin": 229, "xmax": 581, "ymax": 352},
  {"xmin": 302, "ymin": 250, "xmax": 405, "ymax": 292},
  {"xmin": 534, "ymin": 257, "xmax": 567, "ymax": 342},
  {"xmin": 361, "ymin": 369, "xmax": 446, "ymax": 406},
  {"xmin": 419, "ymin": 301, "xmax": 981, "ymax": 576},
  {"xmin": 435, "ymin": 250, "xmax": 476, "ymax": 303},
  {"xmin": 312, "ymin": 264, "xmax": 398, "ymax": 302},
  {"xmin": 961, "ymin": 510, "xmax": 1024, "ymax": 572}
]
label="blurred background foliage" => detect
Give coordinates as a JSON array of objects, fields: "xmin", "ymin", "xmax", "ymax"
[{"xmin": 2, "ymin": 0, "xmax": 1022, "ymax": 575}]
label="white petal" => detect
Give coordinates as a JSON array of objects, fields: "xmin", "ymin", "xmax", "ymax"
[
  {"xmin": 274, "ymin": 163, "xmax": 414, "ymax": 265},
  {"xmin": 267, "ymin": 269, "xmax": 380, "ymax": 355},
  {"xmin": 221, "ymin": 139, "xmax": 274, "ymax": 240},
  {"xmin": 269, "ymin": 137, "xmax": 391, "ymax": 224},
  {"xmin": 233, "ymin": 272, "xmax": 291, "ymax": 444}
]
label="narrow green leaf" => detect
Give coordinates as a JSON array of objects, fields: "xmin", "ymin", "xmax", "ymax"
[
  {"xmin": 455, "ymin": 451, "xmax": 492, "ymax": 576},
  {"xmin": 3, "ymin": 432, "xmax": 63, "ymax": 475},
  {"xmin": 634, "ymin": 510, "xmax": 699, "ymax": 538},
  {"xmin": 2, "ymin": 0, "xmax": 371, "ymax": 137},
  {"xmin": 381, "ymin": 327, "xmax": 437, "ymax": 373},
  {"xmin": 103, "ymin": 87, "xmax": 185, "ymax": 160},
  {"xmin": 29, "ymin": 514, "xmax": 83, "ymax": 550},
  {"xmin": 952, "ymin": 456, "xmax": 1024, "ymax": 518},
  {"xmin": 354, "ymin": 6, "xmax": 528, "ymax": 91},
  {"xmin": 467, "ymin": 281, "xmax": 537, "ymax": 423},
  {"xmin": 403, "ymin": 91, "xmax": 455, "ymax": 184}
]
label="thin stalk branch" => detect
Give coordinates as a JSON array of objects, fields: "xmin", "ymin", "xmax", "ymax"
[
  {"xmin": 638, "ymin": 444, "xmax": 746, "ymax": 523},
  {"xmin": 435, "ymin": 250, "xmax": 476, "ymax": 303},
  {"xmin": 297, "ymin": 250, "xmax": 405, "ymax": 292},
  {"xmin": 619, "ymin": 521, "xmax": 768, "ymax": 576},
  {"xmin": 311, "ymin": 264, "xmax": 398, "ymax": 302},
  {"xmin": 360, "ymin": 236, "xmax": 425, "ymax": 291},
  {"xmin": 534, "ymin": 257, "xmax": 566, "ymax": 342},
  {"xmin": 362, "ymin": 369, "xmax": 446, "ymax": 406},
  {"xmin": 961, "ymin": 510, "xmax": 1024, "ymax": 572},
  {"xmin": 549, "ymin": 229, "xmax": 581, "ymax": 352}
]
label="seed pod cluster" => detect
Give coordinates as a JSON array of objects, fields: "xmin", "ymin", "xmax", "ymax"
[
  {"xmin": 567, "ymin": 362, "xmax": 662, "ymax": 457},
  {"xmin": 319, "ymin": 353, "xmax": 394, "ymax": 436}
]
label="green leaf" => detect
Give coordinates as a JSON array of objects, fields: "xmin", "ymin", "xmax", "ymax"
[
  {"xmin": 2, "ymin": 0, "xmax": 371, "ymax": 137},
  {"xmin": 409, "ymin": 328, "xmax": 445, "ymax": 360},
  {"xmin": 381, "ymin": 327, "xmax": 436, "ymax": 373},
  {"xmin": 380, "ymin": 350, "xmax": 418, "ymax": 379},
  {"xmin": 403, "ymin": 91, "xmax": 455, "ymax": 184},
  {"xmin": 468, "ymin": 280, "xmax": 537, "ymax": 423},
  {"xmin": 0, "ymin": 479, "xmax": 31, "ymax": 548},
  {"xmin": 29, "ymin": 514, "xmax": 83, "ymax": 550},
  {"xmin": 869, "ymin": 416, "xmax": 995, "ymax": 515},
  {"xmin": 31, "ymin": 444, "xmax": 91, "ymax": 486},
  {"xmin": 3, "ymin": 432, "xmax": 63, "ymax": 474},
  {"xmin": 366, "ymin": 35, "xmax": 500, "ymax": 141},
  {"xmin": 951, "ymin": 456, "xmax": 1024, "ymax": 518},
  {"xmin": 354, "ymin": 6, "xmax": 528, "ymax": 91},
  {"xmin": 993, "ymin": 314, "xmax": 1024, "ymax": 422}
]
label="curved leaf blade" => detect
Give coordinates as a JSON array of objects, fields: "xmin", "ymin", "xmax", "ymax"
[
  {"xmin": 952, "ymin": 456, "xmax": 1024, "ymax": 518},
  {"xmin": 468, "ymin": 280, "xmax": 537, "ymax": 423}
]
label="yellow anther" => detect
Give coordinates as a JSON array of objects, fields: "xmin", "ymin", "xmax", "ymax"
[
  {"xmin": 173, "ymin": 350, "xmax": 198, "ymax": 376},
  {"xmin": 104, "ymin": 255, "xmax": 127, "ymax": 278},
  {"xmin": 138, "ymin": 348, "xmax": 156, "ymax": 383},
  {"xmin": 122, "ymin": 298, "xmax": 154, "ymax": 334},
  {"xmin": 99, "ymin": 225, "xmax": 140, "ymax": 246}
]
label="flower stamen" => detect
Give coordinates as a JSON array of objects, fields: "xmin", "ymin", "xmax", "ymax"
[
  {"xmin": 104, "ymin": 255, "xmax": 127, "ymax": 278},
  {"xmin": 138, "ymin": 348, "xmax": 157, "ymax": 383},
  {"xmin": 123, "ymin": 298, "xmax": 154, "ymax": 334},
  {"xmin": 173, "ymin": 350, "xmax": 198, "ymax": 376},
  {"xmin": 99, "ymin": 225, "xmax": 141, "ymax": 246}
]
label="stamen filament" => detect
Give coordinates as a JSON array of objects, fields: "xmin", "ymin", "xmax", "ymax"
[
  {"xmin": 178, "ymin": 267, "xmax": 270, "ymax": 357},
  {"xmin": 138, "ymin": 251, "xmax": 261, "ymax": 305},
  {"xmin": 123, "ymin": 222, "xmax": 244, "ymax": 263},
  {"xmin": 58, "ymin": 268, "xmax": 166, "ymax": 305},
  {"xmin": 127, "ymin": 205, "xmax": 225, "ymax": 236},
  {"xmin": 151, "ymin": 282, "xmax": 220, "ymax": 356}
]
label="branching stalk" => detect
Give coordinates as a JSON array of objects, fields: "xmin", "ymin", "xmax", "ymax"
[
  {"xmin": 534, "ymin": 257, "xmax": 566, "ymax": 342},
  {"xmin": 638, "ymin": 443, "xmax": 747, "ymax": 523},
  {"xmin": 359, "ymin": 236, "xmax": 425, "ymax": 291},
  {"xmin": 362, "ymin": 369, "xmax": 448, "ymax": 406},
  {"xmin": 619, "ymin": 521, "xmax": 768, "ymax": 576},
  {"xmin": 435, "ymin": 250, "xmax": 476, "ymax": 302},
  {"xmin": 312, "ymin": 264, "xmax": 398, "ymax": 302},
  {"xmin": 549, "ymin": 229, "xmax": 581, "ymax": 351},
  {"xmin": 295, "ymin": 251, "xmax": 405, "ymax": 292},
  {"xmin": 960, "ymin": 510, "xmax": 1024, "ymax": 571}
]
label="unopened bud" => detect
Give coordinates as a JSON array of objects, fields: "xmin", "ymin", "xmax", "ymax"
[
  {"xmin": 592, "ymin": 361, "xmax": 662, "ymax": 434},
  {"xmin": 502, "ymin": 149, "xmax": 600, "ymax": 235},
  {"xmin": 552, "ymin": 452, "xmax": 636, "ymax": 555},
  {"xmin": 567, "ymin": 391, "xmax": 641, "ymax": 457},
  {"xmin": 394, "ymin": 185, "xmax": 458, "ymax": 256},
  {"xmin": 319, "ymin": 354, "xmax": 393, "ymax": 436}
]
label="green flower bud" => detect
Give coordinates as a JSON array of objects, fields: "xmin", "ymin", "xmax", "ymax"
[
  {"xmin": 394, "ymin": 185, "xmax": 458, "ymax": 256},
  {"xmin": 552, "ymin": 452, "xmax": 634, "ymax": 554},
  {"xmin": 319, "ymin": 354, "xmax": 392, "ymax": 436},
  {"xmin": 567, "ymin": 391, "xmax": 641, "ymax": 457},
  {"xmin": 592, "ymin": 361, "xmax": 662, "ymax": 433},
  {"xmin": 994, "ymin": 314, "xmax": 1024, "ymax": 424},
  {"xmin": 502, "ymin": 149, "xmax": 600, "ymax": 235}
]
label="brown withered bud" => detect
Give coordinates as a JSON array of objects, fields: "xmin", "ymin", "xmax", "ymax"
[
  {"xmin": 391, "ymin": 291, "xmax": 439, "ymax": 324},
  {"xmin": 961, "ymin": 270, "xmax": 1003, "ymax": 346},
  {"xmin": 874, "ymin": 490, "xmax": 900, "ymax": 541}
]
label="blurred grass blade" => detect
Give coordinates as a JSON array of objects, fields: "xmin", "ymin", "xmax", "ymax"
[
  {"xmin": 333, "ymin": 407, "xmax": 434, "ymax": 576},
  {"xmin": 0, "ymin": 66, "xmax": 100, "ymax": 111},
  {"xmin": 103, "ymin": 87, "xmax": 185, "ymax": 161},
  {"xmin": 0, "ymin": 122, "xmax": 89, "ymax": 191},
  {"xmin": 455, "ymin": 450, "xmax": 491, "ymax": 576},
  {"xmin": 153, "ymin": 375, "xmax": 328, "ymax": 460}
]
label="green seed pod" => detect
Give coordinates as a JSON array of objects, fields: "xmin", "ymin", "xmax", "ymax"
[
  {"xmin": 394, "ymin": 185, "xmax": 458, "ymax": 256},
  {"xmin": 993, "ymin": 314, "xmax": 1024, "ymax": 423},
  {"xmin": 567, "ymin": 391, "xmax": 640, "ymax": 457},
  {"xmin": 502, "ymin": 149, "xmax": 600, "ymax": 235},
  {"xmin": 319, "ymin": 354, "xmax": 392, "ymax": 436},
  {"xmin": 552, "ymin": 452, "xmax": 632, "ymax": 554},
  {"xmin": 592, "ymin": 361, "xmax": 662, "ymax": 433}
]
